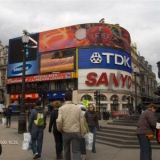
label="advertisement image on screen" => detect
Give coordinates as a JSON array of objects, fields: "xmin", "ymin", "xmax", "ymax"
[
  {"xmin": 40, "ymin": 49, "xmax": 75, "ymax": 74},
  {"xmin": 8, "ymin": 33, "xmax": 38, "ymax": 64},
  {"xmin": 39, "ymin": 23, "xmax": 131, "ymax": 53},
  {"xmin": 7, "ymin": 60, "xmax": 39, "ymax": 77}
]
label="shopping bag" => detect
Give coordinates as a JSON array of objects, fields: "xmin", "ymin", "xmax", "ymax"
[
  {"xmin": 22, "ymin": 141, "xmax": 30, "ymax": 150},
  {"xmin": 23, "ymin": 132, "xmax": 31, "ymax": 142},
  {"xmin": 156, "ymin": 122, "xmax": 160, "ymax": 129},
  {"xmin": 2, "ymin": 117, "xmax": 6, "ymax": 125},
  {"xmin": 22, "ymin": 132, "xmax": 31, "ymax": 150},
  {"xmin": 84, "ymin": 132, "xmax": 93, "ymax": 150}
]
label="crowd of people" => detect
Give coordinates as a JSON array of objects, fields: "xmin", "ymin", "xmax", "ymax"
[
  {"xmin": 28, "ymin": 91, "xmax": 99, "ymax": 160},
  {"xmin": 1, "ymin": 91, "xmax": 160, "ymax": 160}
]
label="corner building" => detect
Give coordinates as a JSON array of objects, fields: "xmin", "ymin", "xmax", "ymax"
[{"xmin": 7, "ymin": 23, "xmax": 133, "ymax": 114}]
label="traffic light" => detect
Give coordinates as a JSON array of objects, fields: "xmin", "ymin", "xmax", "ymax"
[{"xmin": 94, "ymin": 91, "xmax": 98, "ymax": 100}]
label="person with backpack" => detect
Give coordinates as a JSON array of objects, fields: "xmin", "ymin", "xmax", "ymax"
[
  {"xmin": 28, "ymin": 101, "xmax": 46, "ymax": 159},
  {"xmin": 49, "ymin": 101, "xmax": 63, "ymax": 160}
]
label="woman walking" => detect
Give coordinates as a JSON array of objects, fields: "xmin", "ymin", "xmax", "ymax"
[{"xmin": 85, "ymin": 103, "xmax": 99, "ymax": 153}]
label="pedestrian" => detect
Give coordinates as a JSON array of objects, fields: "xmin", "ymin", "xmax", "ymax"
[
  {"xmin": 79, "ymin": 105, "xmax": 89, "ymax": 160},
  {"xmin": 85, "ymin": 103, "xmax": 99, "ymax": 153},
  {"xmin": 136, "ymin": 103, "xmax": 157, "ymax": 160},
  {"xmin": 28, "ymin": 100, "xmax": 46, "ymax": 160},
  {"xmin": 5, "ymin": 106, "xmax": 12, "ymax": 128},
  {"xmin": 49, "ymin": 101, "xmax": 63, "ymax": 160},
  {"xmin": 56, "ymin": 91, "xmax": 82, "ymax": 160}
]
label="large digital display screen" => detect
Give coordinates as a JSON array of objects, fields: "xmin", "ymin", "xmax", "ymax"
[
  {"xmin": 39, "ymin": 23, "xmax": 131, "ymax": 53},
  {"xmin": 8, "ymin": 34, "xmax": 38, "ymax": 64},
  {"xmin": 40, "ymin": 48, "xmax": 75, "ymax": 74},
  {"xmin": 78, "ymin": 47, "xmax": 132, "ymax": 73},
  {"xmin": 7, "ymin": 60, "xmax": 39, "ymax": 77},
  {"xmin": 8, "ymin": 34, "xmax": 39, "ymax": 77}
]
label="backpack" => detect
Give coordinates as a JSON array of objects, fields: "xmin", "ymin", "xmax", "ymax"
[{"xmin": 34, "ymin": 112, "xmax": 44, "ymax": 127}]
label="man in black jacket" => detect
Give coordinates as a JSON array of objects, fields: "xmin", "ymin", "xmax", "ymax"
[{"xmin": 49, "ymin": 101, "xmax": 63, "ymax": 160}]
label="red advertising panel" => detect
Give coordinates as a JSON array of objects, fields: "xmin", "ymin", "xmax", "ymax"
[
  {"xmin": 10, "ymin": 93, "xmax": 39, "ymax": 100},
  {"xmin": 39, "ymin": 23, "xmax": 131, "ymax": 53},
  {"xmin": 7, "ymin": 72, "xmax": 74, "ymax": 84},
  {"xmin": 40, "ymin": 49, "xmax": 75, "ymax": 74}
]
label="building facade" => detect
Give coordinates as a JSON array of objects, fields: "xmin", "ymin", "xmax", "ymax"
[
  {"xmin": 6, "ymin": 22, "xmax": 157, "ymax": 115},
  {"xmin": 0, "ymin": 42, "xmax": 8, "ymax": 104}
]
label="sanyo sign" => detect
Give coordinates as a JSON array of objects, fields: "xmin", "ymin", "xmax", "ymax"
[{"xmin": 78, "ymin": 48, "xmax": 132, "ymax": 73}]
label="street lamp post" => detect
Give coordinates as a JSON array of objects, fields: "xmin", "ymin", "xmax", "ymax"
[
  {"xmin": 18, "ymin": 31, "xmax": 30, "ymax": 133},
  {"xmin": 134, "ymin": 72, "xmax": 139, "ymax": 112},
  {"xmin": 112, "ymin": 97, "xmax": 118, "ymax": 111},
  {"xmin": 18, "ymin": 30, "xmax": 37, "ymax": 134}
]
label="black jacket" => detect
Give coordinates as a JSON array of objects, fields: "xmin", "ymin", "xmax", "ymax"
[
  {"xmin": 49, "ymin": 109, "xmax": 60, "ymax": 133},
  {"xmin": 85, "ymin": 110, "xmax": 99, "ymax": 128}
]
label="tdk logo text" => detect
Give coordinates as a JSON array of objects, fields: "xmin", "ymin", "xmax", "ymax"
[{"xmin": 90, "ymin": 52, "xmax": 131, "ymax": 68}]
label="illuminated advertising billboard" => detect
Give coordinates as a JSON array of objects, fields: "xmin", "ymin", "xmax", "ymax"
[
  {"xmin": 78, "ymin": 48, "xmax": 132, "ymax": 90},
  {"xmin": 39, "ymin": 23, "xmax": 131, "ymax": 53},
  {"xmin": 78, "ymin": 48, "xmax": 132, "ymax": 73},
  {"xmin": 7, "ymin": 61, "xmax": 39, "ymax": 77},
  {"xmin": 8, "ymin": 34, "xmax": 39, "ymax": 77},
  {"xmin": 40, "ymin": 49, "xmax": 75, "ymax": 74}
]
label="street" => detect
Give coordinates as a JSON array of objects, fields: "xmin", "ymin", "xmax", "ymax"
[{"xmin": 0, "ymin": 118, "xmax": 160, "ymax": 160}]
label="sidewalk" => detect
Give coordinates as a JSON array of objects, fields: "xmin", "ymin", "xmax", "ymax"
[{"xmin": 0, "ymin": 119, "xmax": 160, "ymax": 160}]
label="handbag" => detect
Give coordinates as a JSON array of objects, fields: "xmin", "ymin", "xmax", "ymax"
[
  {"xmin": 146, "ymin": 133, "xmax": 154, "ymax": 140},
  {"xmin": 156, "ymin": 129, "xmax": 160, "ymax": 143}
]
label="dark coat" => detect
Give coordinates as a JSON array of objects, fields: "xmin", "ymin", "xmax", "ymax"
[
  {"xmin": 137, "ymin": 109, "xmax": 157, "ymax": 135},
  {"xmin": 85, "ymin": 110, "xmax": 99, "ymax": 128},
  {"xmin": 49, "ymin": 109, "xmax": 61, "ymax": 134}
]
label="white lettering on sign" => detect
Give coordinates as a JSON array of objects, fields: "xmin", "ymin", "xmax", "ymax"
[{"xmin": 94, "ymin": 52, "xmax": 132, "ymax": 68}]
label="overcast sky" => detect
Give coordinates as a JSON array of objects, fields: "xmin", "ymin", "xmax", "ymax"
[{"xmin": 0, "ymin": 0, "xmax": 160, "ymax": 80}]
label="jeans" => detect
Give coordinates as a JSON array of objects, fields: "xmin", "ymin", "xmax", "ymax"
[
  {"xmin": 31, "ymin": 128, "xmax": 44, "ymax": 156},
  {"xmin": 63, "ymin": 132, "xmax": 81, "ymax": 160},
  {"xmin": 89, "ymin": 126, "xmax": 96, "ymax": 152},
  {"xmin": 137, "ymin": 134, "xmax": 152, "ymax": 160},
  {"xmin": 53, "ymin": 131, "xmax": 63, "ymax": 158},
  {"xmin": 6, "ymin": 117, "xmax": 11, "ymax": 127}
]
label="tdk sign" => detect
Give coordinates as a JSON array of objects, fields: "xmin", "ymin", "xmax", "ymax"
[{"xmin": 79, "ymin": 48, "xmax": 132, "ymax": 73}]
